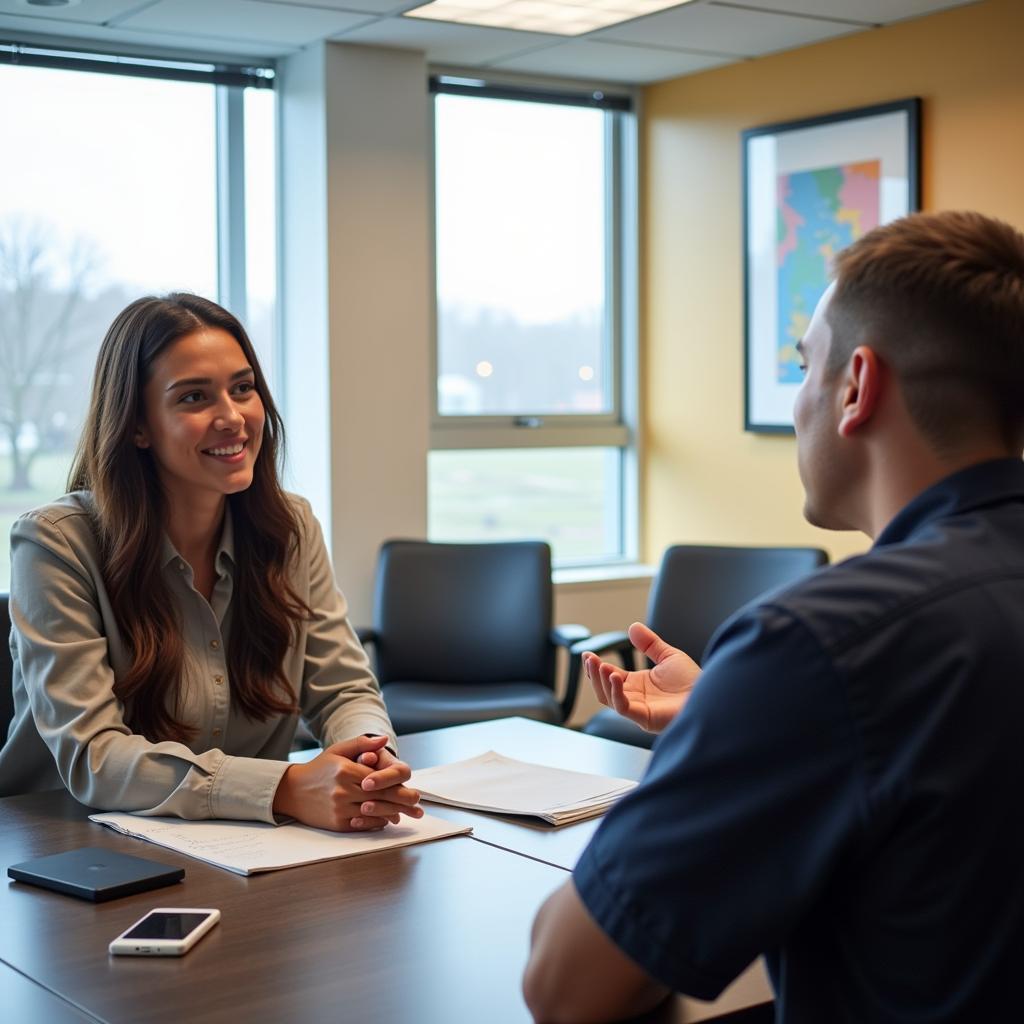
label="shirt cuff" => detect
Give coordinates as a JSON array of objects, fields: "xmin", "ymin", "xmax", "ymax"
[{"xmin": 210, "ymin": 754, "xmax": 291, "ymax": 824}]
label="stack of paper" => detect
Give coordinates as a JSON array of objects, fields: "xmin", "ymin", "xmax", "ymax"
[
  {"xmin": 410, "ymin": 750, "xmax": 637, "ymax": 826},
  {"xmin": 89, "ymin": 812, "xmax": 471, "ymax": 876}
]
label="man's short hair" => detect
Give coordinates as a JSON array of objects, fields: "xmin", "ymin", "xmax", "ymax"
[{"xmin": 827, "ymin": 210, "xmax": 1024, "ymax": 452}]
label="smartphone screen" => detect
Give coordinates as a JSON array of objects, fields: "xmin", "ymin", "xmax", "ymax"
[{"xmin": 123, "ymin": 912, "xmax": 212, "ymax": 940}]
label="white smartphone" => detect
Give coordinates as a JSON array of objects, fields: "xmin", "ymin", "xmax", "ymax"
[{"xmin": 108, "ymin": 907, "xmax": 220, "ymax": 957}]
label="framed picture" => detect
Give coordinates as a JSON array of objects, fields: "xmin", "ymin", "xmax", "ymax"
[{"xmin": 742, "ymin": 98, "xmax": 921, "ymax": 433}]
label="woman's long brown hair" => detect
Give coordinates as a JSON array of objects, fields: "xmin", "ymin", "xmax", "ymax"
[{"xmin": 68, "ymin": 294, "xmax": 308, "ymax": 744}]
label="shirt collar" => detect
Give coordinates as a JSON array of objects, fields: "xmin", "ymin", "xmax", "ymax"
[
  {"xmin": 159, "ymin": 503, "xmax": 237, "ymax": 573},
  {"xmin": 874, "ymin": 457, "xmax": 1024, "ymax": 548}
]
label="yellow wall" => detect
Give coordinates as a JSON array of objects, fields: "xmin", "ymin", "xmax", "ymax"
[{"xmin": 641, "ymin": 0, "xmax": 1024, "ymax": 565}]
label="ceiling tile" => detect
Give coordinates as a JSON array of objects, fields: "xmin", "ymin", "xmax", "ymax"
[
  {"xmin": 248, "ymin": 0, "xmax": 425, "ymax": 15},
  {"xmin": 0, "ymin": 0, "xmax": 150, "ymax": 24},
  {"xmin": 330, "ymin": 16, "xmax": 561, "ymax": 63},
  {"xmin": 706, "ymin": 0, "xmax": 981, "ymax": 25},
  {"xmin": 593, "ymin": 2, "xmax": 860, "ymax": 56},
  {"xmin": 0, "ymin": 12, "xmax": 296, "ymax": 57},
  {"xmin": 117, "ymin": 0, "xmax": 369, "ymax": 47},
  {"xmin": 490, "ymin": 38, "xmax": 733, "ymax": 82}
]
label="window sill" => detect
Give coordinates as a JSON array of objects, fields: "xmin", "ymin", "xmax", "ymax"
[{"xmin": 553, "ymin": 562, "xmax": 657, "ymax": 588}]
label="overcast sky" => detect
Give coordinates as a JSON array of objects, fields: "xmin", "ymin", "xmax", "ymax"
[
  {"xmin": 0, "ymin": 64, "xmax": 275, "ymax": 305},
  {"xmin": 1, "ymin": 66, "xmax": 603, "ymax": 330}
]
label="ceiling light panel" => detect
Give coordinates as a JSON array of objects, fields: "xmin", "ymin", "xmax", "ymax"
[
  {"xmin": 490, "ymin": 38, "xmax": 732, "ymax": 83},
  {"xmin": 404, "ymin": 0, "xmax": 696, "ymax": 36}
]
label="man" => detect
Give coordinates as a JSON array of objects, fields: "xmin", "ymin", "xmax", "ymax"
[{"xmin": 523, "ymin": 210, "xmax": 1024, "ymax": 1023}]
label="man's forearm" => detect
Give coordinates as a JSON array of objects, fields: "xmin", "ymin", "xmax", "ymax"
[{"xmin": 524, "ymin": 880, "xmax": 669, "ymax": 1023}]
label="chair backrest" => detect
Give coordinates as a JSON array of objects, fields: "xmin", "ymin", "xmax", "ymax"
[
  {"xmin": 647, "ymin": 545, "xmax": 828, "ymax": 665},
  {"xmin": 371, "ymin": 540, "xmax": 555, "ymax": 687},
  {"xmin": 0, "ymin": 594, "xmax": 12, "ymax": 746}
]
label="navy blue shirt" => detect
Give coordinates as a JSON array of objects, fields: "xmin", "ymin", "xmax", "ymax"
[{"xmin": 575, "ymin": 458, "xmax": 1024, "ymax": 1023}]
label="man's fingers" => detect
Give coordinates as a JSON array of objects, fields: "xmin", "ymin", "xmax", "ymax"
[
  {"xmin": 608, "ymin": 673, "xmax": 634, "ymax": 717},
  {"xmin": 599, "ymin": 660, "xmax": 622, "ymax": 706},
  {"xmin": 608, "ymin": 673, "xmax": 652, "ymax": 730},
  {"xmin": 627, "ymin": 622, "xmax": 681, "ymax": 666},
  {"xmin": 584, "ymin": 654, "xmax": 609, "ymax": 707}
]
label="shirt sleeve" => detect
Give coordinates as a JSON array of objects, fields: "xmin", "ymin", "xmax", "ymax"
[
  {"xmin": 293, "ymin": 502, "xmax": 397, "ymax": 751},
  {"xmin": 10, "ymin": 511, "xmax": 289, "ymax": 823},
  {"xmin": 573, "ymin": 604, "xmax": 867, "ymax": 1000}
]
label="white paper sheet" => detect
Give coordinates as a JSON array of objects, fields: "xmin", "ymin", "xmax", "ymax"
[
  {"xmin": 89, "ymin": 812, "xmax": 471, "ymax": 876},
  {"xmin": 410, "ymin": 750, "xmax": 637, "ymax": 825}
]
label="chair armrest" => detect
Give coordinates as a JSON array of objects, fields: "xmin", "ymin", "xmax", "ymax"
[
  {"xmin": 551, "ymin": 624, "xmax": 590, "ymax": 723},
  {"xmin": 551, "ymin": 623, "xmax": 590, "ymax": 648},
  {"xmin": 548, "ymin": 622, "xmax": 598, "ymax": 720},
  {"xmin": 356, "ymin": 626, "xmax": 378, "ymax": 647},
  {"xmin": 569, "ymin": 630, "xmax": 633, "ymax": 663}
]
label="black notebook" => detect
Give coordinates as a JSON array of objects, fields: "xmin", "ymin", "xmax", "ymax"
[{"xmin": 7, "ymin": 846, "xmax": 184, "ymax": 902}]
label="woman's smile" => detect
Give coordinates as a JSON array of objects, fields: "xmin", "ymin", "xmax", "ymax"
[{"xmin": 202, "ymin": 438, "xmax": 249, "ymax": 462}]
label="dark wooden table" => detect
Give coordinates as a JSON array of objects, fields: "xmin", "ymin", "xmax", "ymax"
[
  {"xmin": 0, "ymin": 958, "xmax": 98, "ymax": 1022},
  {"xmin": 0, "ymin": 718, "xmax": 773, "ymax": 1023}
]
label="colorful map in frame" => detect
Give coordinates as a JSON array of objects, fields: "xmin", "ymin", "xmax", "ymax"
[{"xmin": 776, "ymin": 161, "xmax": 880, "ymax": 383}]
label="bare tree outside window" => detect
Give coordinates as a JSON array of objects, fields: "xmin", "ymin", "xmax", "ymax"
[{"xmin": 0, "ymin": 219, "xmax": 107, "ymax": 491}]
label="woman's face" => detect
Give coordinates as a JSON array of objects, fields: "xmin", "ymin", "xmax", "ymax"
[{"xmin": 137, "ymin": 327, "xmax": 265, "ymax": 506}]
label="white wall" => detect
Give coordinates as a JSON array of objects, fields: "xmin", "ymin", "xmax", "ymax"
[
  {"xmin": 279, "ymin": 43, "xmax": 431, "ymax": 623},
  {"xmin": 278, "ymin": 42, "xmax": 331, "ymax": 523}
]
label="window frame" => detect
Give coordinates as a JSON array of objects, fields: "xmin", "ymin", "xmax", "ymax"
[{"xmin": 427, "ymin": 71, "xmax": 640, "ymax": 566}]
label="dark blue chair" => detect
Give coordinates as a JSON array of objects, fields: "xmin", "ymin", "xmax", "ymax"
[
  {"xmin": 582, "ymin": 544, "xmax": 828, "ymax": 748},
  {"xmin": 359, "ymin": 540, "xmax": 589, "ymax": 735}
]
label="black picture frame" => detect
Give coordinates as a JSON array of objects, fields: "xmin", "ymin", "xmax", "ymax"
[{"xmin": 742, "ymin": 98, "xmax": 921, "ymax": 434}]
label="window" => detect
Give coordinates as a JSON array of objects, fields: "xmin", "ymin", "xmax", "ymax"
[
  {"xmin": 429, "ymin": 78, "xmax": 638, "ymax": 567},
  {"xmin": 0, "ymin": 44, "xmax": 275, "ymax": 590}
]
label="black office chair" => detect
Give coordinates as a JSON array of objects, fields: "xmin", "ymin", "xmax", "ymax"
[
  {"xmin": 358, "ymin": 540, "xmax": 589, "ymax": 735},
  {"xmin": 0, "ymin": 594, "xmax": 12, "ymax": 749},
  {"xmin": 581, "ymin": 544, "xmax": 829, "ymax": 748}
]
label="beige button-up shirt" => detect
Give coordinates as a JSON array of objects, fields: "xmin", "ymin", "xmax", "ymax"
[{"xmin": 0, "ymin": 492, "xmax": 395, "ymax": 823}]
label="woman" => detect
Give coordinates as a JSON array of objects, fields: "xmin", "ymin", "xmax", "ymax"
[{"xmin": 0, "ymin": 293, "xmax": 422, "ymax": 832}]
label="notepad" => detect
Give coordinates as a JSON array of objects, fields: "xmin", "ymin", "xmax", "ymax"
[
  {"xmin": 410, "ymin": 751, "xmax": 637, "ymax": 826},
  {"xmin": 89, "ymin": 812, "xmax": 471, "ymax": 876}
]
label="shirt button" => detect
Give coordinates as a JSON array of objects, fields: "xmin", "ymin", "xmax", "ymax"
[
  {"xmin": 177, "ymin": 561, "xmax": 186, "ymax": 571},
  {"xmin": 210, "ymin": 639, "xmax": 220, "ymax": 650},
  {"xmin": 212, "ymin": 728, "xmax": 222, "ymax": 737},
  {"xmin": 214, "ymin": 675, "xmax": 224, "ymax": 684}
]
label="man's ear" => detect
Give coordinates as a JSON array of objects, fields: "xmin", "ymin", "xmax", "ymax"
[{"xmin": 837, "ymin": 345, "xmax": 883, "ymax": 438}]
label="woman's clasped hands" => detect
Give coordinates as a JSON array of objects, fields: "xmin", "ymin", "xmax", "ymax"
[{"xmin": 273, "ymin": 734, "xmax": 423, "ymax": 832}]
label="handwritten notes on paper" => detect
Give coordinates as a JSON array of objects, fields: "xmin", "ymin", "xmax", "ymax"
[{"xmin": 89, "ymin": 812, "xmax": 471, "ymax": 876}]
